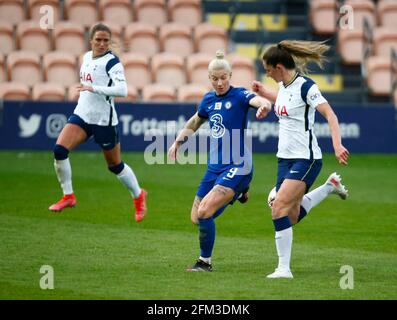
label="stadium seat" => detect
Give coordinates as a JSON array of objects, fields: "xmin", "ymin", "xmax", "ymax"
[
  {"xmin": 0, "ymin": 0, "xmax": 26, "ymax": 25},
  {"xmin": 64, "ymin": 0, "xmax": 99, "ymax": 27},
  {"xmin": 43, "ymin": 51, "xmax": 78, "ymax": 87},
  {"xmin": 28, "ymin": 0, "xmax": 61, "ymax": 22},
  {"xmin": 0, "ymin": 20, "xmax": 14, "ymax": 55},
  {"xmin": 134, "ymin": 0, "xmax": 168, "ymax": 28},
  {"xmin": 366, "ymin": 55, "xmax": 392, "ymax": 96},
  {"xmin": 337, "ymin": 29, "xmax": 364, "ymax": 65},
  {"xmin": 99, "ymin": 0, "xmax": 133, "ymax": 25},
  {"xmin": 0, "ymin": 54, "xmax": 5, "ymax": 82},
  {"xmin": 32, "ymin": 82, "xmax": 66, "ymax": 101},
  {"xmin": 120, "ymin": 52, "xmax": 150, "ymax": 90},
  {"xmin": 67, "ymin": 83, "xmax": 80, "ymax": 101},
  {"xmin": 0, "ymin": 82, "xmax": 31, "ymax": 100},
  {"xmin": 7, "ymin": 51, "xmax": 42, "ymax": 86},
  {"xmin": 373, "ymin": 27, "xmax": 397, "ymax": 58},
  {"xmin": 53, "ymin": 21, "xmax": 86, "ymax": 55},
  {"xmin": 394, "ymin": 87, "xmax": 397, "ymax": 107},
  {"xmin": 16, "ymin": 20, "xmax": 52, "ymax": 55},
  {"xmin": 343, "ymin": 0, "xmax": 377, "ymax": 31},
  {"xmin": 115, "ymin": 85, "xmax": 138, "ymax": 102},
  {"xmin": 177, "ymin": 83, "xmax": 207, "ymax": 102},
  {"xmin": 186, "ymin": 53, "xmax": 213, "ymax": 86},
  {"xmin": 226, "ymin": 54, "xmax": 255, "ymax": 89},
  {"xmin": 377, "ymin": 0, "xmax": 397, "ymax": 28},
  {"xmin": 168, "ymin": 0, "xmax": 202, "ymax": 28},
  {"xmin": 159, "ymin": 23, "xmax": 194, "ymax": 58},
  {"xmin": 309, "ymin": 0, "xmax": 337, "ymax": 35},
  {"xmin": 151, "ymin": 52, "xmax": 186, "ymax": 88},
  {"xmin": 142, "ymin": 83, "xmax": 176, "ymax": 102},
  {"xmin": 124, "ymin": 22, "xmax": 159, "ymax": 56},
  {"xmin": 194, "ymin": 23, "xmax": 228, "ymax": 54}
]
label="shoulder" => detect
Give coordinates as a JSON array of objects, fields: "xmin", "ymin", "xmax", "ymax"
[
  {"xmin": 104, "ymin": 52, "xmax": 122, "ymax": 72},
  {"xmin": 232, "ymin": 86, "xmax": 256, "ymax": 100}
]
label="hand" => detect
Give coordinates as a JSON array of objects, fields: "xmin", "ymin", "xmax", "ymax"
[
  {"xmin": 251, "ymin": 80, "xmax": 265, "ymax": 95},
  {"xmin": 167, "ymin": 142, "xmax": 179, "ymax": 161},
  {"xmin": 76, "ymin": 84, "xmax": 93, "ymax": 92},
  {"xmin": 256, "ymin": 105, "xmax": 269, "ymax": 119},
  {"xmin": 334, "ymin": 144, "xmax": 349, "ymax": 165}
]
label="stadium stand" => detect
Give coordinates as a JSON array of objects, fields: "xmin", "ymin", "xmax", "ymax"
[
  {"xmin": 142, "ymin": 83, "xmax": 176, "ymax": 102},
  {"xmin": 151, "ymin": 52, "xmax": 187, "ymax": 88},
  {"xmin": 124, "ymin": 22, "xmax": 159, "ymax": 56},
  {"xmin": 0, "ymin": 20, "xmax": 14, "ymax": 55},
  {"xmin": 43, "ymin": 51, "xmax": 78, "ymax": 87},
  {"xmin": 0, "ymin": 82, "xmax": 31, "ymax": 100},
  {"xmin": 28, "ymin": 0, "xmax": 61, "ymax": 22},
  {"xmin": 0, "ymin": 0, "xmax": 26, "ymax": 25},
  {"xmin": 134, "ymin": 0, "xmax": 168, "ymax": 27},
  {"xmin": 63, "ymin": 0, "xmax": 99, "ymax": 27},
  {"xmin": 121, "ymin": 52, "xmax": 151, "ymax": 90},
  {"xmin": 177, "ymin": 83, "xmax": 207, "ymax": 102},
  {"xmin": 17, "ymin": 20, "xmax": 52, "ymax": 55},
  {"xmin": 0, "ymin": 0, "xmax": 395, "ymax": 105},
  {"xmin": 115, "ymin": 84, "xmax": 138, "ymax": 102},
  {"xmin": 7, "ymin": 51, "xmax": 42, "ymax": 86},
  {"xmin": 168, "ymin": 0, "xmax": 202, "ymax": 27},
  {"xmin": 160, "ymin": 22, "xmax": 194, "ymax": 57},
  {"xmin": 32, "ymin": 82, "xmax": 66, "ymax": 101},
  {"xmin": 99, "ymin": 0, "xmax": 133, "ymax": 25},
  {"xmin": 0, "ymin": 54, "xmax": 5, "ymax": 82}
]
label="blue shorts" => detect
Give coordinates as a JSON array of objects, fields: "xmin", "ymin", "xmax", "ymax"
[
  {"xmin": 276, "ymin": 158, "xmax": 322, "ymax": 192},
  {"xmin": 196, "ymin": 166, "xmax": 253, "ymax": 204},
  {"xmin": 68, "ymin": 114, "xmax": 119, "ymax": 150}
]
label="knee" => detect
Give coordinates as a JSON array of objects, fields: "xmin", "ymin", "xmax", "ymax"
[
  {"xmin": 271, "ymin": 198, "xmax": 287, "ymax": 220},
  {"xmin": 53, "ymin": 144, "xmax": 69, "ymax": 160},
  {"xmin": 197, "ymin": 204, "xmax": 212, "ymax": 220},
  {"xmin": 108, "ymin": 161, "xmax": 124, "ymax": 175}
]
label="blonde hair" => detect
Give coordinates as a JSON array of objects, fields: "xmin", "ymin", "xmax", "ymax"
[
  {"xmin": 208, "ymin": 50, "xmax": 231, "ymax": 73},
  {"xmin": 262, "ymin": 40, "xmax": 330, "ymax": 75}
]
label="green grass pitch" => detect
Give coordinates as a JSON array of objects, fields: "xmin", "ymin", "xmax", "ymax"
[{"xmin": 0, "ymin": 151, "xmax": 396, "ymax": 299}]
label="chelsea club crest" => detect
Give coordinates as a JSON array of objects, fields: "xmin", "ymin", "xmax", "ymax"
[{"xmin": 225, "ymin": 101, "xmax": 232, "ymax": 109}]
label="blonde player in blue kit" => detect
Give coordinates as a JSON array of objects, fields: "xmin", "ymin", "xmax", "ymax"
[
  {"xmin": 49, "ymin": 23, "xmax": 147, "ymax": 222},
  {"xmin": 168, "ymin": 51, "xmax": 272, "ymax": 272},
  {"xmin": 253, "ymin": 40, "xmax": 350, "ymax": 278}
]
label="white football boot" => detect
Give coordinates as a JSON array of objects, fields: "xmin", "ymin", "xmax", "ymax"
[
  {"xmin": 266, "ymin": 267, "xmax": 294, "ymax": 279},
  {"xmin": 325, "ymin": 172, "xmax": 348, "ymax": 200}
]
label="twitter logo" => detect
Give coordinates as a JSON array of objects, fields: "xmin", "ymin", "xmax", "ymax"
[{"xmin": 19, "ymin": 114, "xmax": 42, "ymax": 137}]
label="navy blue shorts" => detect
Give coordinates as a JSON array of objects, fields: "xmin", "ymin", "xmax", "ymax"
[
  {"xmin": 196, "ymin": 166, "xmax": 253, "ymax": 204},
  {"xmin": 68, "ymin": 114, "xmax": 119, "ymax": 150},
  {"xmin": 276, "ymin": 158, "xmax": 322, "ymax": 192}
]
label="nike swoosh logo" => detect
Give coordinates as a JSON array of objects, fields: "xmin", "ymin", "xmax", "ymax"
[{"xmin": 290, "ymin": 170, "xmax": 299, "ymax": 174}]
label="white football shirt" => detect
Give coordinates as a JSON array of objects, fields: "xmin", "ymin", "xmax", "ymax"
[
  {"xmin": 74, "ymin": 50, "xmax": 127, "ymax": 126},
  {"xmin": 274, "ymin": 74, "xmax": 327, "ymax": 160}
]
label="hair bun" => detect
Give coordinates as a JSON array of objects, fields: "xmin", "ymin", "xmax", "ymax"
[{"xmin": 215, "ymin": 50, "xmax": 225, "ymax": 59}]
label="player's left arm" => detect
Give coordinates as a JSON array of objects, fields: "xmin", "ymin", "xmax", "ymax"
[
  {"xmin": 248, "ymin": 95, "xmax": 272, "ymax": 119},
  {"xmin": 79, "ymin": 63, "xmax": 128, "ymax": 97},
  {"xmin": 316, "ymin": 102, "xmax": 350, "ymax": 165}
]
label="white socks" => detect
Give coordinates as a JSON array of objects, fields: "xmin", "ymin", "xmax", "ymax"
[
  {"xmin": 54, "ymin": 158, "xmax": 73, "ymax": 195},
  {"xmin": 301, "ymin": 183, "xmax": 334, "ymax": 213},
  {"xmin": 199, "ymin": 256, "xmax": 212, "ymax": 264},
  {"xmin": 117, "ymin": 163, "xmax": 141, "ymax": 198},
  {"xmin": 275, "ymin": 227, "xmax": 293, "ymax": 270}
]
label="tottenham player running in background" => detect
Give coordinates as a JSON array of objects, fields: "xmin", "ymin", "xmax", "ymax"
[
  {"xmin": 168, "ymin": 51, "xmax": 271, "ymax": 272},
  {"xmin": 49, "ymin": 23, "xmax": 147, "ymax": 223},
  {"xmin": 253, "ymin": 40, "xmax": 350, "ymax": 278}
]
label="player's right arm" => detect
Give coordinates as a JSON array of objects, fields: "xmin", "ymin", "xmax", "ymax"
[
  {"xmin": 168, "ymin": 112, "xmax": 206, "ymax": 160},
  {"xmin": 252, "ymin": 80, "xmax": 278, "ymax": 103}
]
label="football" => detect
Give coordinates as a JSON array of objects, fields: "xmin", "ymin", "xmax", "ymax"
[{"xmin": 267, "ymin": 187, "xmax": 277, "ymax": 208}]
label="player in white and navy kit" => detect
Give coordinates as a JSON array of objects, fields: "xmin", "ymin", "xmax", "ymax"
[
  {"xmin": 168, "ymin": 51, "xmax": 271, "ymax": 272},
  {"xmin": 49, "ymin": 23, "xmax": 147, "ymax": 223},
  {"xmin": 253, "ymin": 40, "xmax": 350, "ymax": 278}
]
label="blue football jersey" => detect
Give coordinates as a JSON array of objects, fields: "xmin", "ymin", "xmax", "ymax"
[{"xmin": 197, "ymin": 86, "xmax": 256, "ymax": 173}]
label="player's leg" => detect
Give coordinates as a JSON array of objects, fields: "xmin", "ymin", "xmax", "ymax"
[
  {"xmin": 267, "ymin": 179, "xmax": 305, "ymax": 279},
  {"xmin": 49, "ymin": 121, "xmax": 87, "ymax": 212},
  {"xmin": 103, "ymin": 142, "xmax": 147, "ymax": 223},
  {"xmin": 298, "ymin": 172, "xmax": 348, "ymax": 222}
]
